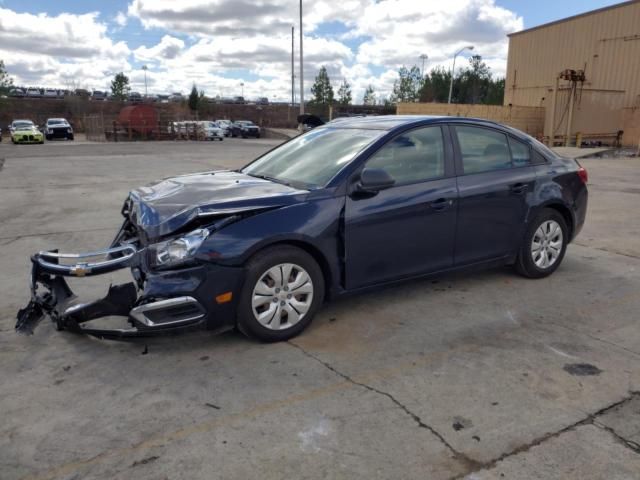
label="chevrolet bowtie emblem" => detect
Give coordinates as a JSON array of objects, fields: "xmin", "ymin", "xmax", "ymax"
[{"xmin": 71, "ymin": 265, "xmax": 90, "ymax": 277}]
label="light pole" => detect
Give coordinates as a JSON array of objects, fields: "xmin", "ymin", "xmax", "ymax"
[
  {"xmin": 240, "ymin": 82, "xmax": 244, "ymax": 98},
  {"xmin": 419, "ymin": 54, "xmax": 428, "ymax": 77},
  {"xmin": 142, "ymin": 65, "xmax": 148, "ymax": 97},
  {"xmin": 447, "ymin": 45, "xmax": 474, "ymax": 104},
  {"xmin": 299, "ymin": 0, "xmax": 304, "ymax": 115}
]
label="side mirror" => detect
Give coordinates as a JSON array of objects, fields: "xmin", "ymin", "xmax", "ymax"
[{"xmin": 356, "ymin": 168, "xmax": 395, "ymax": 193}]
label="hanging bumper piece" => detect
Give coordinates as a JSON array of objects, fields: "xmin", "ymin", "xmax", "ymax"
[{"xmin": 15, "ymin": 245, "xmax": 205, "ymax": 340}]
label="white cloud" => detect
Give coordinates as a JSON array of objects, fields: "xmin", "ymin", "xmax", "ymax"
[
  {"xmin": 0, "ymin": 0, "xmax": 522, "ymax": 100},
  {"xmin": 0, "ymin": 7, "xmax": 130, "ymax": 89},
  {"xmin": 133, "ymin": 35, "xmax": 185, "ymax": 62},
  {"xmin": 114, "ymin": 11, "xmax": 128, "ymax": 27}
]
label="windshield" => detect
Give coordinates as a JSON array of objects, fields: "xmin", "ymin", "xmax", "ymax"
[
  {"xmin": 48, "ymin": 119, "xmax": 66, "ymax": 125},
  {"xmin": 14, "ymin": 121, "xmax": 34, "ymax": 128},
  {"xmin": 242, "ymin": 127, "xmax": 384, "ymax": 188}
]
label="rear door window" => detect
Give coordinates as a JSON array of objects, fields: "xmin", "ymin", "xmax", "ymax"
[{"xmin": 455, "ymin": 126, "xmax": 512, "ymax": 174}]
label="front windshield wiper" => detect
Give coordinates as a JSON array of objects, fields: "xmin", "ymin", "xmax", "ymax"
[{"xmin": 246, "ymin": 173, "xmax": 291, "ymax": 187}]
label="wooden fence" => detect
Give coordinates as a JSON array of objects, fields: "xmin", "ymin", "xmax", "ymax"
[{"xmin": 397, "ymin": 103, "xmax": 545, "ymax": 137}]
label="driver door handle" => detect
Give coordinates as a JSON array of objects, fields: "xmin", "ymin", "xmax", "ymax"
[
  {"xmin": 430, "ymin": 198, "xmax": 453, "ymax": 211},
  {"xmin": 510, "ymin": 183, "xmax": 528, "ymax": 195}
]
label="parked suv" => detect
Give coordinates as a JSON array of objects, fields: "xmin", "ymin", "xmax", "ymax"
[
  {"xmin": 215, "ymin": 119, "xmax": 232, "ymax": 137},
  {"xmin": 198, "ymin": 121, "xmax": 224, "ymax": 141},
  {"xmin": 128, "ymin": 91, "xmax": 143, "ymax": 103},
  {"xmin": 26, "ymin": 88, "xmax": 42, "ymax": 98},
  {"xmin": 231, "ymin": 120, "xmax": 261, "ymax": 138},
  {"xmin": 43, "ymin": 89, "xmax": 59, "ymax": 99},
  {"xmin": 91, "ymin": 90, "xmax": 107, "ymax": 101},
  {"xmin": 44, "ymin": 118, "xmax": 74, "ymax": 141}
]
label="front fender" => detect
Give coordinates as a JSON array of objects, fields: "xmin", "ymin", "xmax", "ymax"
[{"xmin": 196, "ymin": 196, "xmax": 345, "ymax": 286}]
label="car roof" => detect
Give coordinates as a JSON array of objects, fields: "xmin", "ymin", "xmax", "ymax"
[{"xmin": 325, "ymin": 115, "xmax": 513, "ymax": 132}]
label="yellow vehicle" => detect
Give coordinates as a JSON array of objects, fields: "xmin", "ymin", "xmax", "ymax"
[{"xmin": 11, "ymin": 121, "xmax": 44, "ymax": 144}]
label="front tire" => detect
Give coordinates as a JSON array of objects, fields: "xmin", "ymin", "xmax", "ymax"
[
  {"xmin": 516, "ymin": 209, "xmax": 568, "ymax": 278},
  {"xmin": 237, "ymin": 245, "xmax": 324, "ymax": 342}
]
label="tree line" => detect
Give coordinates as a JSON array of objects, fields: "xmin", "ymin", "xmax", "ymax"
[
  {"xmin": 1, "ymin": 57, "xmax": 504, "ymax": 107},
  {"xmin": 308, "ymin": 55, "xmax": 504, "ymax": 106}
]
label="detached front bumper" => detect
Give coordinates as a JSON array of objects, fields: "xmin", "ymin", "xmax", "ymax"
[{"xmin": 15, "ymin": 244, "xmax": 242, "ymax": 340}]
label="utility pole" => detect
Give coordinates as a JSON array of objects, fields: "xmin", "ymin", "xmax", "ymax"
[
  {"xmin": 299, "ymin": 0, "xmax": 304, "ymax": 115},
  {"xmin": 142, "ymin": 65, "xmax": 148, "ymax": 97},
  {"xmin": 291, "ymin": 26, "xmax": 295, "ymax": 107}
]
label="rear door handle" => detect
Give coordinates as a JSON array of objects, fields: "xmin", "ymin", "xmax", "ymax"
[
  {"xmin": 510, "ymin": 183, "xmax": 528, "ymax": 195},
  {"xmin": 430, "ymin": 198, "xmax": 454, "ymax": 211}
]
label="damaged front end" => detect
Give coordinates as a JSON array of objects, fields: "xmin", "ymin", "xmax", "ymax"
[
  {"xmin": 15, "ymin": 201, "xmax": 219, "ymax": 339},
  {"xmin": 15, "ymin": 243, "xmax": 179, "ymax": 339}
]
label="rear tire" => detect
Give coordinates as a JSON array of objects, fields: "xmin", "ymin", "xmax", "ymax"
[
  {"xmin": 516, "ymin": 209, "xmax": 568, "ymax": 278},
  {"xmin": 237, "ymin": 245, "xmax": 324, "ymax": 342}
]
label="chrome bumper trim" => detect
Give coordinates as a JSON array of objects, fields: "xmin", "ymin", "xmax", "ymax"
[{"xmin": 130, "ymin": 296, "xmax": 205, "ymax": 327}]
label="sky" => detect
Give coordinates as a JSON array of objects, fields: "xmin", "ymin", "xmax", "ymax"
[{"xmin": 0, "ymin": 0, "xmax": 624, "ymax": 102}]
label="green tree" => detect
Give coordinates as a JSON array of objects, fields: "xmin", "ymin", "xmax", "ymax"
[
  {"xmin": 485, "ymin": 77, "xmax": 505, "ymax": 105},
  {"xmin": 110, "ymin": 72, "xmax": 130, "ymax": 101},
  {"xmin": 455, "ymin": 55, "xmax": 492, "ymax": 104},
  {"xmin": 418, "ymin": 67, "xmax": 451, "ymax": 103},
  {"xmin": 310, "ymin": 66, "xmax": 334, "ymax": 105},
  {"xmin": 362, "ymin": 85, "xmax": 376, "ymax": 105},
  {"xmin": 188, "ymin": 83, "xmax": 200, "ymax": 111},
  {"xmin": 382, "ymin": 95, "xmax": 394, "ymax": 107},
  {"xmin": 337, "ymin": 79, "xmax": 352, "ymax": 106},
  {"xmin": 0, "ymin": 60, "xmax": 14, "ymax": 95},
  {"xmin": 391, "ymin": 65, "xmax": 422, "ymax": 103}
]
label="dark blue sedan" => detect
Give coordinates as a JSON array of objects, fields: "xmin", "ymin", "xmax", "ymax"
[{"xmin": 16, "ymin": 116, "xmax": 588, "ymax": 342}]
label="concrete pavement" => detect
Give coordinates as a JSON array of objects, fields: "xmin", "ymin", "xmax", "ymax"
[{"xmin": 0, "ymin": 139, "xmax": 639, "ymax": 479}]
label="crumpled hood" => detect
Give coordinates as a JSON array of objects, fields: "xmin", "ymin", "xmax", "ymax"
[{"xmin": 128, "ymin": 170, "xmax": 308, "ymax": 239}]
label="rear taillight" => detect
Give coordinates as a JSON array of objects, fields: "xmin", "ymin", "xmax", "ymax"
[{"xmin": 577, "ymin": 166, "xmax": 588, "ymax": 184}]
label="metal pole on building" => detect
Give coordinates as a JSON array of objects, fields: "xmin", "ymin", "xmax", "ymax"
[
  {"xmin": 565, "ymin": 81, "xmax": 576, "ymax": 147},
  {"xmin": 448, "ymin": 46, "xmax": 474, "ymax": 104},
  {"xmin": 291, "ymin": 26, "xmax": 295, "ymax": 107},
  {"xmin": 299, "ymin": 0, "xmax": 304, "ymax": 115},
  {"xmin": 548, "ymin": 75, "xmax": 560, "ymax": 146}
]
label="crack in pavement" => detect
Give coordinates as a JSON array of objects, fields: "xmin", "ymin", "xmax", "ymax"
[
  {"xmin": 288, "ymin": 341, "xmax": 640, "ymax": 479},
  {"xmin": 593, "ymin": 419, "xmax": 640, "ymax": 454},
  {"xmin": 287, "ymin": 340, "xmax": 482, "ymax": 472},
  {"xmin": 542, "ymin": 318, "xmax": 640, "ymax": 359},
  {"xmin": 574, "ymin": 242, "xmax": 640, "ymax": 260},
  {"xmin": 450, "ymin": 391, "xmax": 640, "ymax": 479}
]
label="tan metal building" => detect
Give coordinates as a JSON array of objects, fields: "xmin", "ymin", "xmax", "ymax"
[{"xmin": 504, "ymin": 1, "xmax": 640, "ymax": 146}]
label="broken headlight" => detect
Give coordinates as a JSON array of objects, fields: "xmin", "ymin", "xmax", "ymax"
[{"xmin": 151, "ymin": 228, "xmax": 209, "ymax": 268}]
